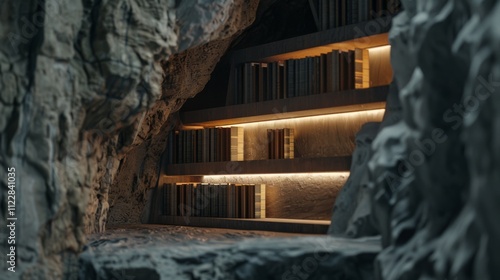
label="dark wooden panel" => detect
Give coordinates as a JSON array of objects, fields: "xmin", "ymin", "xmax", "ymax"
[
  {"xmin": 181, "ymin": 86, "xmax": 388, "ymax": 126},
  {"xmin": 164, "ymin": 156, "xmax": 352, "ymax": 176},
  {"xmin": 152, "ymin": 216, "xmax": 330, "ymax": 234}
]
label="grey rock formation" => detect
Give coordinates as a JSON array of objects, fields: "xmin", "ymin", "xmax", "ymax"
[
  {"xmin": 0, "ymin": 0, "xmax": 258, "ymax": 278},
  {"xmin": 79, "ymin": 225, "xmax": 381, "ymax": 280},
  {"xmin": 359, "ymin": 0, "xmax": 500, "ymax": 279},
  {"xmin": 329, "ymin": 122, "xmax": 381, "ymax": 237},
  {"xmin": 332, "ymin": 0, "xmax": 500, "ymax": 279}
]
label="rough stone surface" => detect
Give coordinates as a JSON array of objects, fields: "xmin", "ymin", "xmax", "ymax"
[
  {"xmin": 106, "ymin": 0, "xmax": 260, "ymax": 226},
  {"xmin": 0, "ymin": 0, "xmax": 259, "ymax": 278},
  {"xmin": 335, "ymin": 0, "xmax": 500, "ymax": 279},
  {"xmin": 328, "ymin": 122, "xmax": 381, "ymax": 237},
  {"xmin": 5, "ymin": 0, "xmax": 500, "ymax": 279},
  {"xmin": 79, "ymin": 225, "xmax": 381, "ymax": 280},
  {"xmin": 329, "ymin": 82, "xmax": 402, "ymax": 237}
]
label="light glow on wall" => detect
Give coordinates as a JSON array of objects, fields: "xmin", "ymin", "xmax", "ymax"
[
  {"xmin": 202, "ymin": 172, "xmax": 351, "ymax": 182},
  {"xmin": 217, "ymin": 109, "xmax": 385, "ymax": 128}
]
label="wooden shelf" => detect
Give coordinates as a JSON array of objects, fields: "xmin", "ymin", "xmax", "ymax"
[
  {"xmin": 231, "ymin": 17, "xmax": 392, "ymax": 64},
  {"xmin": 180, "ymin": 86, "xmax": 388, "ymax": 126},
  {"xmin": 165, "ymin": 156, "xmax": 352, "ymax": 176},
  {"xmin": 152, "ymin": 216, "xmax": 330, "ymax": 234}
]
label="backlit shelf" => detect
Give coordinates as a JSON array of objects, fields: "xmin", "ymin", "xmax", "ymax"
[
  {"xmin": 164, "ymin": 156, "xmax": 352, "ymax": 176},
  {"xmin": 181, "ymin": 86, "xmax": 388, "ymax": 126}
]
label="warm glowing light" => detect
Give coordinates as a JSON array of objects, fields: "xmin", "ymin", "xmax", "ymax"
[
  {"xmin": 202, "ymin": 172, "xmax": 350, "ymax": 181},
  {"xmin": 262, "ymin": 34, "xmax": 390, "ymax": 62},
  {"xmin": 217, "ymin": 109, "xmax": 385, "ymax": 128},
  {"xmin": 368, "ymin": 45, "xmax": 391, "ymax": 53}
]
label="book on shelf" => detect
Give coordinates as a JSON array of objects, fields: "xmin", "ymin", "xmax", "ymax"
[
  {"xmin": 310, "ymin": 0, "xmax": 402, "ymax": 31},
  {"xmin": 230, "ymin": 44, "xmax": 392, "ymax": 105},
  {"xmin": 355, "ymin": 48, "xmax": 371, "ymax": 89},
  {"xmin": 284, "ymin": 128, "xmax": 295, "ymax": 159},
  {"xmin": 255, "ymin": 184, "xmax": 266, "ymax": 218},
  {"xmin": 158, "ymin": 183, "xmax": 267, "ymax": 219},
  {"xmin": 267, "ymin": 128, "xmax": 295, "ymax": 160},
  {"xmin": 168, "ymin": 127, "xmax": 244, "ymax": 164}
]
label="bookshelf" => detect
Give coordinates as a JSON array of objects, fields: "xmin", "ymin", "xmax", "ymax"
[
  {"xmin": 154, "ymin": 16, "xmax": 393, "ymax": 234},
  {"xmin": 181, "ymin": 85, "xmax": 388, "ymax": 126}
]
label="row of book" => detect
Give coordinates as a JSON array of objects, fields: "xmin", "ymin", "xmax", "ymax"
[
  {"xmin": 167, "ymin": 127, "xmax": 244, "ymax": 164},
  {"xmin": 232, "ymin": 48, "xmax": 369, "ymax": 104},
  {"xmin": 267, "ymin": 128, "xmax": 295, "ymax": 160},
  {"xmin": 312, "ymin": 0, "xmax": 402, "ymax": 30},
  {"xmin": 153, "ymin": 183, "xmax": 266, "ymax": 219}
]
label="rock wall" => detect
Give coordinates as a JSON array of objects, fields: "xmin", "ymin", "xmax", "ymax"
[
  {"xmin": 0, "ymin": 0, "xmax": 258, "ymax": 278},
  {"xmin": 332, "ymin": 0, "xmax": 500, "ymax": 279},
  {"xmin": 79, "ymin": 226, "xmax": 381, "ymax": 280}
]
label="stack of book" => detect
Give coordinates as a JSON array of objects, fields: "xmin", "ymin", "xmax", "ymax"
[
  {"xmin": 167, "ymin": 127, "xmax": 244, "ymax": 164},
  {"xmin": 311, "ymin": 0, "xmax": 402, "ymax": 30},
  {"xmin": 156, "ymin": 183, "xmax": 266, "ymax": 219},
  {"xmin": 232, "ymin": 48, "xmax": 371, "ymax": 104},
  {"xmin": 267, "ymin": 128, "xmax": 295, "ymax": 160}
]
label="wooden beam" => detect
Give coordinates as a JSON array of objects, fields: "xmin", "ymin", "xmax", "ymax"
[
  {"xmin": 181, "ymin": 86, "xmax": 388, "ymax": 126},
  {"xmin": 164, "ymin": 156, "xmax": 352, "ymax": 176}
]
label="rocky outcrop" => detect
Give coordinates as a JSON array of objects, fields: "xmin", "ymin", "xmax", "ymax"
[
  {"xmin": 329, "ymin": 74, "xmax": 402, "ymax": 238},
  {"xmin": 79, "ymin": 225, "xmax": 381, "ymax": 280},
  {"xmin": 0, "ymin": 0, "xmax": 259, "ymax": 278},
  {"xmin": 106, "ymin": 37, "xmax": 242, "ymax": 227},
  {"xmin": 333, "ymin": 0, "xmax": 500, "ymax": 279},
  {"xmin": 105, "ymin": 0, "xmax": 320, "ymax": 227},
  {"xmin": 328, "ymin": 122, "xmax": 381, "ymax": 237}
]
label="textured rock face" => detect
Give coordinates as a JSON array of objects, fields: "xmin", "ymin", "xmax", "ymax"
[
  {"xmin": 79, "ymin": 225, "xmax": 381, "ymax": 280},
  {"xmin": 0, "ymin": 0, "xmax": 258, "ymax": 278},
  {"xmin": 329, "ymin": 83, "xmax": 402, "ymax": 237},
  {"xmin": 328, "ymin": 122, "xmax": 381, "ymax": 237},
  {"xmin": 336, "ymin": 0, "xmax": 500, "ymax": 279},
  {"xmin": 106, "ymin": 37, "xmax": 243, "ymax": 226}
]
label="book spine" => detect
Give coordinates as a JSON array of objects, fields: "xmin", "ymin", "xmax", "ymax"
[
  {"xmin": 256, "ymin": 184, "xmax": 266, "ymax": 218},
  {"xmin": 266, "ymin": 63, "xmax": 272, "ymax": 101},
  {"xmin": 279, "ymin": 62, "xmax": 285, "ymax": 99},
  {"xmin": 280, "ymin": 129, "xmax": 285, "ymax": 159},
  {"xmin": 258, "ymin": 63, "xmax": 265, "ymax": 102},
  {"xmin": 275, "ymin": 129, "xmax": 280, "ymax": 159},
  {"xmin": 284, "ymin": 128, "xmax": 293, "ymax": 159},
  {"xmin": 341, "ymin": 0, "xmax": 347, "ymax": 26},
  {"xmin": 321, "ymin": 0, "xmax": 328, "ymax": 30},
  {"xmin": 314, "ymin": 56, "xmax": 321, "ymax": 94},
  {"xmin": 267, "ymin": 129, "xmax": 273, "ymax": 160},
  {"xmin": 249, "ymin": 185, "xmax": 255, "ymax": 218},
  {"xmin": 307, "ymin": 57, "xmax": 313, "ymax": 95},
  {"xmin": 273, "ymin": 62, "xmax": 279, "ymax": 100},
  {"xmin": 241, "ymin": 185, "xmax": 246, "ymax": 219},
  {"xmin": 329, "ymin": 0, "xmax": 336, "ymax": 28},
  {"xmin": 229, "ymin": 184, "xmax": 234, "ymax": 218},
  {"xmin": 333, "ymin": 50, "xmax": 340, "ymax": 92},
  {"xmin": 355, "ymin": 48, "xmax": 364, "ymax": 89},
  {"xmin": 349, "ymin": 50, "xmax": 355, "ymax": 90},
  {"xmin": 235, "ymin": 184, "xmax": 240, "ymax": 218},
  {"xmin": 347, "ymin": 0, "xmax": 352, "ymax": 25},
  {"xmin": 326, "ymin": 52, "xmax": 333, "ymax": 92},
  {"xmin": 352, "ymin": 0, "xmax": 359, "ymax": 24},
  {"xmin": 300, "ymin": 58, "xmax": 306, "ymax": 96},
  {"xmin": 363, "ymin": 49, "xmax": 370, "ymax": 88}
]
